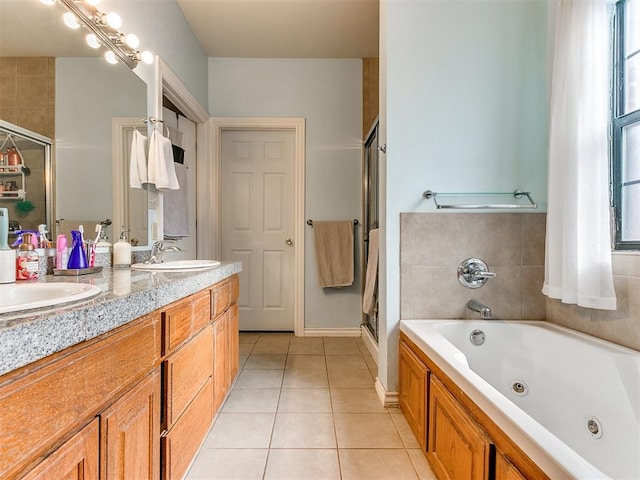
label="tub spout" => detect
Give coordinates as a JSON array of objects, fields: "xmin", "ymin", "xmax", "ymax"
[{"xmin": 467, "ymin": 299, "xmax": 492, "ymax": 319}]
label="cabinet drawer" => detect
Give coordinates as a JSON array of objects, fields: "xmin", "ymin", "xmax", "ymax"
[
  {"xmin": 164, "ymin": 324, "xmax": 214, "ymax": 427},
  {"xmin": 162, "ymin": 377, "xmax": 214, "ymax": 480},
  {"xmin": 163, "ymin": 290, "xmax": 211, "ymax": 355},
  {"xmin": 211, "ymin": 281, "xmax": 230, "ymax": 318}
]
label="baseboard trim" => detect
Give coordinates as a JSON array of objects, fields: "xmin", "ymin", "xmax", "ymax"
[
  {"xmin": 360, "ymin": 325, "xmax": 378, "ymax": 365},
  {"xmin": 303, "ymin": 328, "xmax": 362, "ymax": 337},
  {"xmin": 375, "ymin": 377, "xmax": 399, "ymax": 407}
]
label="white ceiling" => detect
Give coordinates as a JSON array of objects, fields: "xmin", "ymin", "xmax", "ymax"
[{"xmin": 176, "ymin": 0, "xmax": 379, "ymax": 58}]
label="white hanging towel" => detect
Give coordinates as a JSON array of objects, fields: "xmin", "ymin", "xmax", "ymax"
[
  {"xmin": 362, "ymin": 228, "xmax": 379, "ymax": 315},
  {"xmin": 129, "ymin": 130, "xmax": 147, "ymax": 189},
  {"xmin": 147, "ymin": 130, "xmax": 180, "ymax": 190}
]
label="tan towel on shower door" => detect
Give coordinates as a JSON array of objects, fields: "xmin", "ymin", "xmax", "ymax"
[
  {"xmin": 362, "ymin": 228, "xmax": 379, "ymax": 315},
  {"xmin": 313, "ymin": 221, "xmax": 354, "ymax": 288}
]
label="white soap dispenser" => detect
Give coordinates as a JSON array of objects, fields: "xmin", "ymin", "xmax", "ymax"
[{"xmin": 113, "ymin": 227, "xmax": 131, "ymax": 268}]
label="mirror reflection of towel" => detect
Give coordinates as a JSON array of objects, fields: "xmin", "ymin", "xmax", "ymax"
[
  {"xmin": 313, "ymin": 221, "xmax": 354, "ymax": 288},
  {"xmin": 129, "ymin": 130, "xmax": 147, "ymax": 189},
  {"xmin": 163, "ymin": 164, "xmax": 189, "ymax": 238}
]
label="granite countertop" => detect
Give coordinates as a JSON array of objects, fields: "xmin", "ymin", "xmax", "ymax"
[{"xmin": 0, "ymin": 262, "xmax": 242, "ymax": 377}]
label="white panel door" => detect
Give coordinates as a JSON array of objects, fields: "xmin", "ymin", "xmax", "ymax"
[{"xmin": 221, "ymin": 130, "xmax": 295, "ymax": 331}]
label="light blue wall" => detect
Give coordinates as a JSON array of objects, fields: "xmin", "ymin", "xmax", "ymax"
[
  {"xmin": 103, "ymin": 0, "xmax": 209, "ymax": 111},
  {"xmin": 209, "ymin": 58, "xmax": 363, "ymax": 331},
  {"xmin": 379, "ymin": 0, "xmax": 548, "ymax": 392}
]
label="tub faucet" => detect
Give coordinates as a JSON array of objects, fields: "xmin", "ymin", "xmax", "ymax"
[
  {"xmin": 148, "ymin": 240, "xmax": 182, "ymax": 264},
  {"xmin": 467, "ymin": 299, "xmax": 492, "ymax": 319}
]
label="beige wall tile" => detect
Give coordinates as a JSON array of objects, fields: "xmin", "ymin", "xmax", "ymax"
[
  {"xmin": 612, "ymin": 253, "xmax": 640, "ymax": 278},
  {"xmin": 0, "ymin": 58, "xmax": 17, "ymax": 76},
  {"xmin": 400, "ymin": 213, "xmax": 414, "ymax": 266},
  {"xmin": 17, "ymin": 57, "xmax": 49, "ymax": 76},
  {"xmin": 0, "ymin": 76, "xmax": 17, "ymax": 106},
  {"xmin": 17, "ymin": 76, "xmax": 47, "ymax": 107},
  {"xmin": 522, "ymin": 266, "xmax": 545, "ymax": 319},
  {"xmin": 0, "ymin": 106, "xmax": 17, "ymax": 125},
  {"xmin": 522, "ymin": 213, "xmax": 546, "ymax": 266},
  {"xmin": 401, "ymin": 213, "xmax": 545, "ymax": 321},
  {"xmin": 413, "ymin": 213, "xmax": 522, "ymax": 267}
]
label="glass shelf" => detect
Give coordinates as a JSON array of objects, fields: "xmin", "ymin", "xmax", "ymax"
[{"xmin": 423, "ymin": 190, "xmax": 537, "ymax": 209}]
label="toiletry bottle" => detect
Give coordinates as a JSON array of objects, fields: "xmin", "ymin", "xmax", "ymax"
[
  {"xmin": 113, "ymin": 228, "xmax": 131, "ymax": 267},
  {"xmin": 16, "ymin": 233, "xmax": 39, "ymax": 280},
  {"xmin": 67, "ymin": 230, "xmax": 88, "ymax": 269},
  {"xmin": 56, "ymin": 234, "xmax": 68, "ymax": 270},
  {"xmin": 0, "ymin": 208, "xmax": 16, "ymax": 283}
]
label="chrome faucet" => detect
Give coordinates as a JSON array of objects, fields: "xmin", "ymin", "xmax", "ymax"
[
  {"xmin": 467, "ymin": 299, "xmax": 492, "ymax": 319},
  {"xmin": 147, "ymin": 240, "xmax": 182, "ymax": 264}
]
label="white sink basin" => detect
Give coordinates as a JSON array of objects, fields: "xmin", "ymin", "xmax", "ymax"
[
  {"xmin": 0, "ymin": 283, "xmax": 102, "ymax": 314},
  {"xmin": 131, "ymin": 259, "xmax": 221, "ymax": 272}
]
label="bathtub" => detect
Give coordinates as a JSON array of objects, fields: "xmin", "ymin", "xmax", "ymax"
[{"xmin": 400, "ymin": 320, "xmax": 640, "ymax": 480}]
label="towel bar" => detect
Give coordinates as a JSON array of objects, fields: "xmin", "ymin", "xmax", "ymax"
[{"xmin": 307, "ymin": 219, "xmax": 358, "ymax": 226}]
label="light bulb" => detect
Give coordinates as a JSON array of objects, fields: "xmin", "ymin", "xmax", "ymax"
[
  {"xmin": 63, "ymin": 12, "xmax": 81, "ymax": 29},
  {"xmin": 105, "ymin": 12, "xmax": 122, "ymax": 29},
  {"xmin": 125, "ymin": 34, "xmax": 140, "ymax": 49},
  {"xmin": 104, "ymin": 51, "xmax": 118, "ymax": 64},
  {"xmin": 39, "ymin": 0, "xmax": 56, "ymax": 5},
  {"xmin": 86, "ymin": 33, "xmax": 101, "ymax": 49},
  {"xmin": 140, "ymin": 51, "xmax": 154, "ymax": 65}
]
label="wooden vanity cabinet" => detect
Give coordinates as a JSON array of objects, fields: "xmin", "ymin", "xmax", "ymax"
[
  {"xmin": 427, "ymin": 375, "xmax": 491, "ymax": 480},
  {"xmin": 398, "ymin": 339, "xmax": 429, "ymax": 450},
  {"xmin": 21, "ymin": 419, "xmax": 100, "ymax": 480},
  {"xmin": 495, "ymin": 453, "xmax": 527, "ymax": 480},
  {"xmin": 0, "ymin": 274, "xmax": 240, "ymax": 480},
  {"xmin": 161, "ymin": 274, "xmax": 240, "ymax": 480},
  {"xmin": 398, "ymin": 333, "xmax": 550, "ymax": 480},
  {"xmin": 101, "ymin": 370, "xmax": 161, "ymax": 480}
]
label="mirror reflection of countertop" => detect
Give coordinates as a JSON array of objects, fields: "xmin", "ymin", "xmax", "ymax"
[{"xmin": 0, "ymin": 261, "xmax": 242, "ymax": 376}]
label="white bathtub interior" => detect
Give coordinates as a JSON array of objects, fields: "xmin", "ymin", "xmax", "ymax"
[{"xmin": 401, "ymin": 320, "xmax": 640, "ymax": 480}]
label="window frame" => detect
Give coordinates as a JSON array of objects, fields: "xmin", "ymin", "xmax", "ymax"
[{"xmin": 611, "ymin": 0, "xmax": 640, "ymax": 250}]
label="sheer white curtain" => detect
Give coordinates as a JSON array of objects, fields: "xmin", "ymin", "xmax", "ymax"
[{"xmin": 543, "ymin": 0, "xmax": 617, "ymax": 310}]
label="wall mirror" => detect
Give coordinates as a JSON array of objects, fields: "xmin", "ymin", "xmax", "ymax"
[{"xmin": 0, "ymin": 0, "xmax": 149, "ymax": 246}]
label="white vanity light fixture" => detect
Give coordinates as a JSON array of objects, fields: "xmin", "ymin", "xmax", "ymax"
[
  {"xmin": 62, "ymin": 11, "xmax": 80, "ymax": 29},
  {"xmin": 44, "ymin": 0, "xmax": 154, "ymax": 70},
  {"xmin": 104, "ymin": 50, "xmax": 118, "ymax": 65},
  {"xmin": 86, "ymin": 33, "xmax": 101, "ymax": 49}
]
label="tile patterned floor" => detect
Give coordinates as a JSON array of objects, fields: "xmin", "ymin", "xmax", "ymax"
[{"xmin": 186, "ymin": 333, "xmax": 437, "ymax": 480}]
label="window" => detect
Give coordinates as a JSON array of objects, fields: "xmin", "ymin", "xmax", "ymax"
[{"xmin": 612, "ymin": 0, "xmax": 640, "ymax": 249}]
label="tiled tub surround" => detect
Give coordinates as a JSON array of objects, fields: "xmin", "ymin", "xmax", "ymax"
[
  {"xmin": 400, "ymin": 213, "xmax": 546, "ymax": 320},
  {"xmin": 547, "ymin": 252, "xmax": 640, "ymax": 352},
  {"xmin": 0, "ymin": 261, "xmax": 241, "ymax": 375}
]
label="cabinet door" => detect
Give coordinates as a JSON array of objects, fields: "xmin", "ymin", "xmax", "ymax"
[
  {"xmin": 213, "ymin": 312, "xmax": 229, "ymax": 414},
  {"xmin": 227, "ymin": 303, "xmax": 239, "ymax": 385},
  {"xmin": 398, "ymin": 340, "xmax": 429, "ymax": 450},
  {"xmin": 101, "ymin": 370, "xmax": 161, "ymax": 480},
  {"xmin": 22, "ymin": 419, "xmax": 99, "ymax": 480},
  {"xmin": 162, "ymin": 377, "xmax": 214, "ymax": 480},
  {"xmin": 496, "ymin": 453, "xmax": 527, "ymax": 480},
  {"xmin": 427, "ymin": 376, "xmax": 491, "ymax": 480}
]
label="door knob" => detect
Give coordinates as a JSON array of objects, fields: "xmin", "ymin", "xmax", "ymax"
[{"xmin": 285, "ymin": 238, "xmax": 293, "ymax": 246}]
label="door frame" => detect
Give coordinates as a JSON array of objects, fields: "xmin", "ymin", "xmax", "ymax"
[
  {"xmin": 153, "ymin": 58, "xmax": 210, "ymax": 246},
  {"xmin": 208, "ymin": 117, "xmax": 306, "ymax": 336}
]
